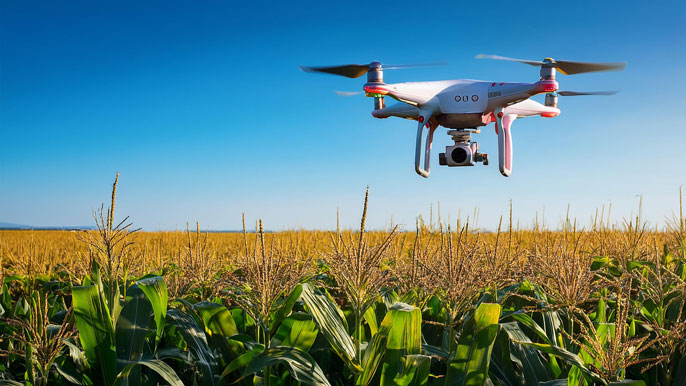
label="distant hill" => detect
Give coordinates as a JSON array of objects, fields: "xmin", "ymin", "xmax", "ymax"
[
  {"xmin": 0, "ymin": 222, "xmax": 32, "ymax": 229},
  {"xmin": 0, "ymin": 222, "xmax": 96, "ymax": 230}
]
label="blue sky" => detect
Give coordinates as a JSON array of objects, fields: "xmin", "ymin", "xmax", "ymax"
[{"xmin": 1, "ymin": 0, "xmax": 685, "ymax": 231}]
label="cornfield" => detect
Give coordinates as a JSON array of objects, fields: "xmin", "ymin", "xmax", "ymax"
[{"xmin": 1, "ymin": 177, "xmax": 686, "ymax": 386}]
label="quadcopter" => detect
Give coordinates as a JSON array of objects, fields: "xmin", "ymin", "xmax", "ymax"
[{"xmin": 301, "ymin": 55, "xmax": 625, "ymax": 177}]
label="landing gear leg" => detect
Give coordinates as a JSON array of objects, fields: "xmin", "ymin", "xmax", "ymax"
[{"xmin": 414, "ymin": 109, "xmax": 436, "ymax": 178}]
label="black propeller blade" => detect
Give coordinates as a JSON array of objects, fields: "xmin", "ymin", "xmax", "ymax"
[
  {"xmin": 299, "ymin": 62, "xmax": 447, "ymax": 78},
  {"xmin": 334, "ymin": 90, "xmax": 364, "ymax": 96},
  {"xmin": 553, "ymin": 61, "xmax": 625, "ymax": 75},
  {"xmin": 476, "ymin": 54, "xmax": 626, "ymax": 75},
  {"xmin": 299, "ymin": 64, "xmax": 369, "ymax": 78},
  {"xmin": 557, "ymin": 90, "xmax": 618, "ymax": 96}
]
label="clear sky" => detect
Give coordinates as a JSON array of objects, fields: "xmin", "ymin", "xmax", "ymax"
[{"xmin": 1, "ymin": 0, "xmax": 685, "ymax": 231}]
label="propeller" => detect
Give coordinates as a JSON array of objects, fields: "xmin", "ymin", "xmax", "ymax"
[
  {"xmin": 544, "ymin": 90, "xmax": 618, "ymax": 108},
  {"xmin": 476, "ymin": 54, "xmax": 626, "ymax": 75},
  {"xmin": 557, "ymin": 90, "xmax": 618, "ymax": 96},
  {"xmin": 299, "ymin": 61, "xmax": 447, "ymax": 78},
  {"xmin": 300, "ymin": 64, "xmax": 369, "ymax": 78},
  {"xmin": 334, "ymin": 90, "xmax": 364, "ymax": 96}
]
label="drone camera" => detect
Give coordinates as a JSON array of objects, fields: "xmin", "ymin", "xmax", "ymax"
[
  {"xmin": 439, "ymin": 143, "xmax": 488, "ymax": 167},
  {"xmin": 439, "ymin": 130, "xmax": 488, "ymax": 167}
]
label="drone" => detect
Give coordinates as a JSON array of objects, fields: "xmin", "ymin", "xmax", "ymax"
[{"xmin": 300, "ymin": 55, "xmax": 625, "ymax": 177}]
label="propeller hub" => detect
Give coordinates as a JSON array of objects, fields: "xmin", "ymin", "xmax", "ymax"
[
  {"xmin": 367, "ymin": 61, "xmax": 383, "ymax": 83},
  {"xmin": 540, "ymin": 59, "xmax": 557, "ymax": 80}
]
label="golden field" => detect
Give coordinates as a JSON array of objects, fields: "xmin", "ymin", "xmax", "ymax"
[{"xmin": 1, "ymin": 186, "xmax": 685, "ymax": 385}]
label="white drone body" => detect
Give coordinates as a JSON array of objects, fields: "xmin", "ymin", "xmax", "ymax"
[{"xmin": 302, "ymin": 55, "xmax": 624, "ymax": 178}]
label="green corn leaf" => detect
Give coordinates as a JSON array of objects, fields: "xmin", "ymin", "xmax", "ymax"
[
  {"xmin": 300, "ymin": 283, "xmax": 359, "ymax": 371},
  {"xmin": 154, "ymin": 346, "xmax": 193, "ymax": 363},
  {"xmin": 422, "ymin": 343, "xmax": 450, "ymax": 359},
  {"xmin": 445, "ymin": 303, "xmax": 501, "ymax": 386},
  {"xmin": 136, "ymin": 276, "xmax": 167, "ymax": 346},
  {"xmin": 508, "ymin": 313, "xmax": 552, "ymax": 345},
  {"xmin": 595, "ymin": 297, "xmax": 607, "ymax": 324},
  {"xmin": 572, "ymin": 349, "xmax": 595, "ymax": 385},
  {"xmin": 53, "ymin": 359, "xmax": 87, "ymax": 385},
  {"xmin": 596, "ymin": 323, "xmax": 615, "ymax": 346},
  {"xmin": 270, "ymin": 312, "xmax": 319, "ymax": 352},
  {"xmin": 356, "ymin": 323, "xmax": 388, "ymax": 386},
  {"xmin": 379, "ymin": 303, "xmax": 422, "ymax": 385},
  {"xmin": 541, "ymin": 311, "xmax": 563, "ymax": 348},
  {"xmin": 72, "ymin": 284, "xmax": 117, "ymax": 386},
  {"xmin": 270, "ymin": 284, "xmax": 302, "ymax": 331},
  {"xmin": 62, "ymin": 339, "xmax": 88, "ymax": 369},
  {"xmin": 231, "ymin": 307, "xmax": 256, "ymax": 335},
  {"xmin": 109, "ymin": 281, "xmax": 123, "ymax": 333},
  {"xmin": 242, "ymin": 346, "xmax": 331, "ymax": 386},
  {"xmin": 115, "ymin": 283, "xmax": 153, "ymax": 383},
  {"xmin": 489, "ymin": 327, "xmax": 521, "ymax": 386},
  {"xmin": 608, "ymin": 381, "xmax": 646, "ymax": 386},
  {"xmin": 392, "ymin": 354, "xmax": 431, "ymax": 386},
  {"xmin": 499, "ymin": 322, "xmax": 552, "ymax": 386},
  {"xmin": 194, "ymin": 301, "xmax": 242, "ymax": 363},
  {"xmin": 515, "ymin": 342, "xmax": 606, "ymax": 385},
  {"xmin": 425, "ymin": 295, "xmax": 444, "ymax": 320},
  {"xmin": 167, "ymin": 309, "xmax": 218, "ymax": 386},
  {"xmin": 221, "ymin": 352, "xmax": 256, "ymax": 380},
  {"xmin": 364, "ymin": 305, "xmax": 379, "ymax": 336},
  {"xmin": 674, "ymin": 356, "xmax": 686, "ymax": 386},
  {"xmin": 220, "ymin": 344, "xmax": 264, "ymax": 380},
  {"xmin": 114, "ymin": 359, "xmax": 183, "ymax": 386},
  {"xmin": 195, "ymin": 302, "xmax": 239, "ymax": 337},
  {"xmin": 537, "ymin": 380, "xmax": 567, "ymax": 386},
  {"xmin": 0, "ymin": 381, "xmax": 25, "ymax": 386},
  {"xmin": 25, "ymin": 341, "xmax": 34, "ymax": 386}
]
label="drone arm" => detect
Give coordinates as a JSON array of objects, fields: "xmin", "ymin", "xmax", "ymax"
[
  {"xmin": 414, "ymin": 109, "xmax": 435, "ymax": 178},
  {"xmin": 494, "ymin": 108, "xmax": 517, "ymax": 177}
]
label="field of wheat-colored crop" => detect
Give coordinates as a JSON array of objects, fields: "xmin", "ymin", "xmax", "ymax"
[{"xmin": 1, "ymin": 181, "xmax": 685, "ymax": 385}]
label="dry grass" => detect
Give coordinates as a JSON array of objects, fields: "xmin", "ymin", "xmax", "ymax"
[
  {"xmin": 0, "ymin": 227, "xmax": 673, "ymax": 289},
  {"xmin": 531, "ymin": 231, "xmax": 598, "ymax": 308}
]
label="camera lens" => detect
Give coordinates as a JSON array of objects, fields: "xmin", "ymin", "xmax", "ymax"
[{"xmin": 451, "ymin": 147, "xmax": 468, "ymax": 164}]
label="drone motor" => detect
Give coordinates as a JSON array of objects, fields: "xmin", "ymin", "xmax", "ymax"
[
  {"xmin": 366, "ymin": 62, "xmax": 385, "ymax": 109},
  {"xmin": 545, "ymin": 93, "xmax": 558, "ymax": 108}
]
